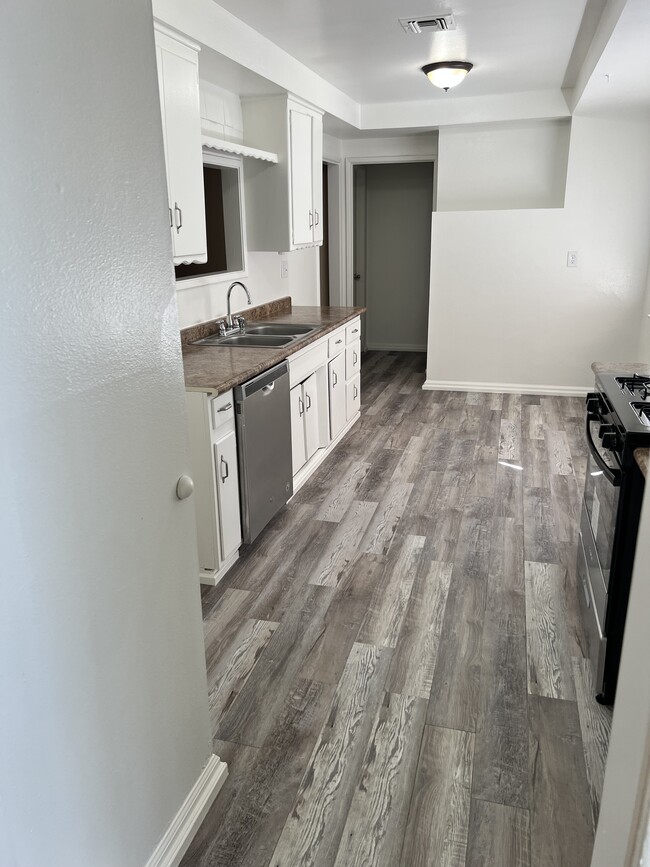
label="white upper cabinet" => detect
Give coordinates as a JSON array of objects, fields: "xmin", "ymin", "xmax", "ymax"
[
  {"xmin": 242, "ymin": 95, "xmax": 324, "ymax": 252},
  {"xmin": 154, "ymin": 23, "xmax": 207, "ymax": 266}
]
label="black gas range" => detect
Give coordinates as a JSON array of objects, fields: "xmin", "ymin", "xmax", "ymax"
[{"xmin": 579, "ymin": 373, "xmax": 649, "ymax": 703}]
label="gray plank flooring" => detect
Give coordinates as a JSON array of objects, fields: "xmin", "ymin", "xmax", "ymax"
[{"xmin": 181, "ymin": 351, "xmax": 609, "ymax": 867}]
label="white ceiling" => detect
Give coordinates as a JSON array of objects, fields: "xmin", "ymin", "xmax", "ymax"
[{"xmin": 212, "ymin": 0, "xmax": 588, "ymax": 104}]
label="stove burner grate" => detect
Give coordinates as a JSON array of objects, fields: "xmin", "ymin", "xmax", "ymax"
[
  {"xmin": 617, "ymin": 374, "xmax": 650, "ymax": 401},
  {"xmin": 631, "ymin": 402, "xmax": 650, "ymax": 426}
]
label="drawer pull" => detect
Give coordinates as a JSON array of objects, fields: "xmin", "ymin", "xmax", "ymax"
[
  {"xmin": 217, "ymin": 402, "xmax": 232, "ymax": 412},
  {"xmin": 335, "ymin": 339, "xmax": 343, "ymax": 344},
  {"xmin": 353, "ymin": 385, "xmax": 358, "ymax": 400},
  {"xmin": 332, "ymin": 371, "xmax": 338, "ymax": 387},
  {"xmin": 353, "ymin": 350, "xmax": 358, "ymax": 366},
  {"xmin": 298, "ymin": 396, "xmax": 304, "ymax": 417},
  {"xmin": 305, "ymin": 393, "xmax": 312, "ymax": 411},
  {"xmin": 352, "ymin": 328, "xmax": 359, "ymax": 334},
  {"xmin": 220, "ymin": 456, "xmax": 229, "ymax": 483}
]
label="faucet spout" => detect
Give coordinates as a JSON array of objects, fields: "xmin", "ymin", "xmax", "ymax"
[{"xmin": 226, "ymin": 281, "xmax": 252, "ymax": 328}]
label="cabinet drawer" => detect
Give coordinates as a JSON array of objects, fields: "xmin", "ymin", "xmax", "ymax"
[
  {"xmin": 346, "ymin": 318, "xmax": 361, "ymax": 345},
  {"xmin": 346, "ymin": 341, "xmax": 361, "ymax": 381},
  {"xmin": 289, "ymin": 340, "xmax": 328, "ymax": 388},
  {"xmin": 328, "ymin": 328, "xmax": 346, "ymax": 358},
  {"xmin": 346, "ymin": 374, "xmax": 361, "ymax": 420},
  {"xmin": 211, "ymin": 390, "xmax": 235, "ymax": 428}
]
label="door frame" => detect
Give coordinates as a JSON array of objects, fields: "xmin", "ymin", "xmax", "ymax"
[
  {"xmin": 344, "ymin": 154, "xmax": 436, "ymax": 308},
  {"xmin": 322, "ymin": 157, "xmax": 346, "ymax": 307}
]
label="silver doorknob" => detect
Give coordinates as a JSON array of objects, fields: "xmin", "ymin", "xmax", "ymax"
[{"xmin": 176, "ymin": 475, "xmax": 194, "ymax": 500}]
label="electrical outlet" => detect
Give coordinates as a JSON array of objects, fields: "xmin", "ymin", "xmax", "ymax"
[
  {"xmin": 567, "ymin": 251, "xmax": 578, "ymax": 267},
  {"xmin": 281, "ymin": 260, "xmax": 289, "ymax": 279}
]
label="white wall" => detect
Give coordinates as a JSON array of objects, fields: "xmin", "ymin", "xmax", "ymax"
[
  {"xmin": 437, "ymin": 119, "xmax": 571, "ymax": 211},
  {"xmin": 591, "ymin": 482, "xmax": 650, "ymax": 866},
  {"xmin": 363, "ymin": 162, "xmax": 434, "ymax": 351},
  {"xmin": 637, "ymin": 264, "xmax": 650, "ymax": 363},
  {"xmin": 426, "ymin": 115, "xmax": 650, "ymax": 391},
  {"xmin": 176, "ymin": 248, "xmax": 319, "ymax": 328},
  {"xmin": 0, "ymin": 2, "xmax": 214, "ymax": 865},
  {"xmin": 174, "ymin": 79, "xmax": 320, "ymax": 328}
]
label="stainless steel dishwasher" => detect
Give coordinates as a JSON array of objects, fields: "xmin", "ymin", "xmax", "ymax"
[{"xmin": 234, "ymin": 361, "xmax": 293, "ymax": 544}]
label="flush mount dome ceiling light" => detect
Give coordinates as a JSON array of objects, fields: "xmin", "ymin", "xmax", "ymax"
[{"xmin": 421, "ymin": 61, "xmax": 473, "ymax": 91}]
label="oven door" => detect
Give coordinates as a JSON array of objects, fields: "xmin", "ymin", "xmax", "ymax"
[{"xmin": 583, "ymin": 411, "xmax": 622, "ymax": 588}]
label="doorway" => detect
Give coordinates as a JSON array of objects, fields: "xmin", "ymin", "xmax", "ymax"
[{"xmin": 352, "ymin": 161, "xmax": 434, "ymax": 352}]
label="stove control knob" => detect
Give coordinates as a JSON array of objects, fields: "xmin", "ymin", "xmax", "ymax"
[
  {"xmin": 602, "ymin": 431, "xmax": 618, "ymax": 450},
  {"xmin": 586, "ymin": 395, "xmax": 601, "ymax": 414}
]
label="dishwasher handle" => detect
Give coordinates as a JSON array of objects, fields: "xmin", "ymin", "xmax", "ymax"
[{"xmin": 234, "ymin": 361, "xmax": 289, "ymax": 400}]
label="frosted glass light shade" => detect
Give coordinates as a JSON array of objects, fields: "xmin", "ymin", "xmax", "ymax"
[{"xmin": 422, "ymin": 61, "xmax": 473, "ymax": 91}]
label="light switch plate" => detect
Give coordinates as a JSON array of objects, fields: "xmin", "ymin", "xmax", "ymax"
[
  {"xmin": 567, "ymin": 251, "xmax": 578, "ymax": 267},
  {"xmin": 281, "ymin": 260, "xmax": 289, "ymax": 279}
]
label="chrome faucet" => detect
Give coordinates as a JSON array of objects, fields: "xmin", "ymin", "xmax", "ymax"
[{"xmin": 226, "ymin": 281, "xmax": 252, "ymax": 329}]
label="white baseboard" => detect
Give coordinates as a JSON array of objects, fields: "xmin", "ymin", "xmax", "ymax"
[
  {"xmin": 145, "ymin": 754, "xmax": 228, "ymax": 867},
  {"xmin": 199, "ymin": 548, "xmax": 239, "ymax": 586},
  {"xmin": 366, "ymin": 342, "xmax": 428, "ymax": 352},
  {"xmin": 422, "ymin": 378, "xmax": 590, "ymax": 397}
]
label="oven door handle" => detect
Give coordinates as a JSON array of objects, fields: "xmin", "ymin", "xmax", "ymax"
[{"xmin": 586, "ymin": 413, "xmax": 622, "ymax": 486}]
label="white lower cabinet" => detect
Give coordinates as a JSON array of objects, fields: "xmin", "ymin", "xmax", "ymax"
[
  {"xmin": 290, "ymin": 373, "xmax": 320, "ymax": 475},
  {"xmin": 214, "ymin": 428, "xmax": 242, "ymax": 562},
  {"xmin": 290, "ymin": 383, "xmax": 307, "ymax": 473},
  {"xmin": 346, "ymin": 374, "xmax": 361, "ymax": 420},
  {"xmin": 329, "ymin": 352, "xmax": 347, "ymax": 439},
  {"xmin": 287, "ymin": 315, "xmax": 362, "ymax": 492},
  {"xmin": 185, "ymin": 389, "xmax": 242, "ymax": 585}
]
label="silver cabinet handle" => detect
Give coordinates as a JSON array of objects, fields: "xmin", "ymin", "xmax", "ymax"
[
  {"xmin": 354, "ymin": 385, "xmax": 358, "ymax": 399},
  {"xmin": 174, "ymin": 202, "xmax": 183, "ymax": 233},
  {"xmin": 305, "ymin": 393, "xmax": 312, "ymax": 411},
  {"xmin": 217, "ymin": 402, "xmax": 232, "ymax": 412},
  {"xmin": 353, "ymin": 350, "xmax": 358, "ymax": 366},
  {"xmin": 315, "ymin": 209, "xmax": 320, "ymax": 226},
  {"xmin": 298, "ymin": 396, "xmax": 304, "ymax": 417},
  {"xmin": 332, "ymin": 371, "xmax": 338, "ymax": 387},
  {"xmin": 220, "ymin": 456, "xmax": 229, "ymax": 483},
  {"xmin": 335, "ymin": 339, "xmax": 343, "ymax": 345},
  {"xmin": 352, "ymin": 328, "xmax": 359, "ymax": 334}
]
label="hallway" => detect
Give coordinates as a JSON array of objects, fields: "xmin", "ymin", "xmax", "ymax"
[{"xmin": 182, "ymin": 351, "xmax": 612, "ymax": 867}]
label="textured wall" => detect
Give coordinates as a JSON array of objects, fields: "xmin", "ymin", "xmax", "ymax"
[{"xmin": 0, "ymin": 2, "xmax": 213, "ymax": 865}]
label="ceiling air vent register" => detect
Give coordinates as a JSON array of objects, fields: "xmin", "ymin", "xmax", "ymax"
[{"xmin": 399, "ymin": 14, "xmax": 456, "ymax": 33}]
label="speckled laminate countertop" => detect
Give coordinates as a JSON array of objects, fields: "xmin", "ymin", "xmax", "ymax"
[
  {"xmin": 181, "ymin": 301, "xmax": 365, "ymax": 394},
  {"xmin": 591, "ymin": 361, "xmax": 650, "ymax": 376}
]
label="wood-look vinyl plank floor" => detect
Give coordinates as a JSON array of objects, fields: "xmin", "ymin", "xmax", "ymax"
[{"xmin": 182, "ymin": 352, "xmax": 606, "ymax": 867}]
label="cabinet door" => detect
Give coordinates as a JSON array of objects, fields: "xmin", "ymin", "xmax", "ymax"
[
  {"xmin": 303, "ymin": 373, "xmax": 320, "ymax": 462},
  {"xmin": 329, "ymin": 353, "xmax": 347, "ymax": 440},
  {"xmin": 311, "ymin": 112, "xmax": 323, "ymax": 244},
  {"xmin": 290, "ymin": 383, "xmax": 307, "ymax": 475},
  {"xmin": 289, "ymin": 108, "xmax": 314, "ymax": 247},
  {"xmin": 346, "ymin": 340, "xmax": 361, "ymax": 381},
  {"xmin": 157, "ymin": 41, "xmax": 206, "ymax": 265},
  {"xmin": 346, "ymin": 374, "xmax": 361, "ymax": 421},
  {"xmin": 214, "ymin": 429, "xmax": 242, "ymax": 561}
]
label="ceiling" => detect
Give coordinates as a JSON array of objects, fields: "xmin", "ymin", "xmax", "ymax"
[{"xmin": 211, "ymin": 0, "xmax": 588, "ymax": 104}]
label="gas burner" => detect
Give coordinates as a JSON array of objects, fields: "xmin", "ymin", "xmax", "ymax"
[
  {"xmin": 616, "ymin": 374, "xmax": 650, "ymax": 401},
  {"xmin": 631, "ymin": 403, "xmax": 650, "ymax": 426}
]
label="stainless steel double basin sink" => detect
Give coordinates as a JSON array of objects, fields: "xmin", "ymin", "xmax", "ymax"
[{"xmin": 192, "ymin": 322, "xmax": 320, "ymax": 348}]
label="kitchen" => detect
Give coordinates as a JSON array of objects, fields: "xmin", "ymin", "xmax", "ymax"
[{"xmin": 2, "ymin": 1, "xmax": 650, "ymax": 867}]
